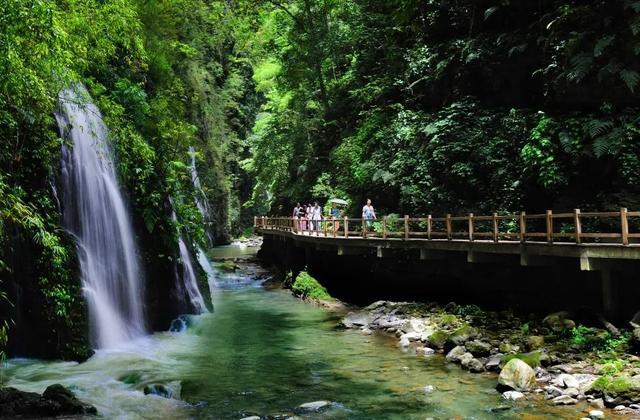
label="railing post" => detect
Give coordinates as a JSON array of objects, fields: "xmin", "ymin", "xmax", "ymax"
[
  {"xmin": 546, "ymin": 210, "xmax": 553, "ymax": 243},
  {"xmin": 446, "ymin": 214, "xmax": 452, "ymax": 240},
  {"xmin": 332, "ymin": 217, "xmax": 337, "ymax": 237},
  {"xmin": 404, "ymin": 215, "xmax": 409, "ymax": 240},
  {"xmin": 492, "ymin": 212, "xmax": 498, "ymax": 243},
  {"xmin": 520, "ymin": 212, "xmax": 526, "ymax": 243},
  {"xmin": 382, "ymin": 216, "xmax": 387, "ymax": 239},
  {"xmin": 254, "ymin": 216, "xmax": 257, "ymax": 228},
  {"xmin": 574, "ymin": 209, "xmax": 581, "ymax": 244},
  {"xmin": 427, "ymin": 215, "xmax": 432, "ymax": 240},
  {"xmin": 262, "ymin": 216, "xmax": 265, "ymax": 229},
  {"xmin": 362, "ymin": 218, "xmax": 367, "ymax": 238},
  {"xmin": 621, "ymin": 208, "xmax": 629, "ymax": 246},
  {"xmin": 323, "ymin": 216, "xmax": 328, "ymax": 237},
  {"xmin": 344, "ymin": 217, "xmax": 348, "ymax": 238},
  {"xmin": 468, "ymin": 213, "xmax": 474, "ymax": 241}
]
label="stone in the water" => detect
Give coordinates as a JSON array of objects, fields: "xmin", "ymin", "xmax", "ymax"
[
  {"xmin": 240, "ymin": 417, "xmax": 261, "ymax": 420},
  {"xmin": 588, "ymin": 409, "xmax": 604, "ymax": 419},
  {"xmin": 465, "ymin": 340, "xmax": 491, "ymax": 357},
  {"xmin": 143, "ymin": 384, "xmax": 173, "ymax": 399},
  {"xmin": 502, "ymin": 391, "xmax": 524, "ymax": 401},
  {"xmin": 298, "ymin": 401, "xmax": 331, "ymax": 411},
  {"xmin": 485, "ymin": 354, "xmax": 503, "ymax": 371},
  {"xmin": 498, "ymin": 359, "xmax": 536, "ymax": 392},
  {"xmin": 445, "ymin": 346, "xmax": 467, "ymax": 363},
  {"xmin": 423, "ymin": 385, "xmax": 435, "ymax": 393},
  {"xmin": 552, "ymin": 395, "xmax": 578, "ymax": 405},
  {"xmin": 420, "ymin": 347, "xmax": 435, "ymax": 356}
]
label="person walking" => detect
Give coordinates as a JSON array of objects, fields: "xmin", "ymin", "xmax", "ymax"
[
  {"xmin": 292, "ymin": 202, "xmax": 302, "ymax": 231},
  {"xmin": 330, "ymin": 202, "xmax": 341, "ymax": 233},
  {"xmin": 305, "ymin": 203, "xmax": 312, "ymax": 232},
  {"xmin": 362, "ymin": 198, "xmax": 376, "ymax": 231},
  {"xmin": 312, "ymin": 201, "xmax": 322, "ymax": 232}
]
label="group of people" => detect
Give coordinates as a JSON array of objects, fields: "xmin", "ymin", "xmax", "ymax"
[{"xmin": 292, "ymin": 199, "xmax": 377, "ymax": 232}]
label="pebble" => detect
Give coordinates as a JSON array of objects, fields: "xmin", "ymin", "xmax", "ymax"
[
  {"xmin": 240, "ymin": 417, "xmax": 261, "ymax": 420},
  {"xmin": 590, "ymin": 398, "xmax": 605, "ymax": 409},
  {"xmin": 588, "ymin": 409, "xmax": 604, "ymax": 419},
  {"xmin": 630, "ymin": 404, "xmax": 640, "ymax": 410},
  {"xmin": 423, "ymin": 385, "xmax": 435, "ymax": 393},
  {"xmin": 613, "ymin": 405, "xmax": 626, "ymax": 411},
  {"xmin": 502, "ymin": 391, "xmax": 525, "ymax": 401}
]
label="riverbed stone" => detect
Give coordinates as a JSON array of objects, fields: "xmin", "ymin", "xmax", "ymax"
[
  {"xmin": 591, "ymin": 375, "xmax": 640, "ymax": 405},
  {"xmin": 298, "ymin": 401, "xmax": 332, "ymax": 411},
  {"xmin": 340, "ymin": 312, "xmax": 371, "ymax": 328},
  {"xmin": 552, "ymin": 395, "xmax": 578, "ymax": 405},
  {"xmin": 465, "ymin": 340, "xmax": 491, "ymax": 357},
  {"xmin": 498, "ymin": 359, "xmax": 537, "ymax": 392},
  {"xmin": 423, "ymin": 385, "xmax": 435, "ymax": 393},
  {"xmin": 445, "ymin": 346, "xmax": 467, "ymax": 363},
  {"xmin": 544, "ymin": 385, "xmax": 563, "ymax": 398},
  {"xmin": 447, "ymin": 325, "xmax": 478, "ymax": 347},
  {"xmin": 527, "ymin": 335, "xmax": 545, "ymax": 351},
  {"xmin": 426, "ymin": 330, "xmax": 449, "ymax": 349},
  {"xmin": 502, "ymin": 391, "xmax": 525, "ymax": 401},
  {"xmin": 420, "ymin": 347, "xmax": 435, "ymax": 356},
  {"xmin": 588, "ymin": 409, "xmax": 605, "ymax": 419},
  {"xmin": 464, "ymin": 357, "xmax": 485, "ymax": 373}
]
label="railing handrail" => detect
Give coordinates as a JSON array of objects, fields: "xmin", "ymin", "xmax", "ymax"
[{"xmin": 254, "ymin": 208, "xmax": 639, "ymax": 246}]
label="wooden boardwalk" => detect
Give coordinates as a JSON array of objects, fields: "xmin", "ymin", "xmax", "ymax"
[{"xmin": 255, "ymin": 208, "xmax": 639, "ymax": 246}]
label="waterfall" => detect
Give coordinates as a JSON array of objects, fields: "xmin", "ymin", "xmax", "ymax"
[
  {"xmin": 171, "ymin": 209, "xmax": 208, "ymax": 313},
  {"xmin": 57, "ymin": 85, "xmax": 145, "ymax": 349},
  {"xmin": 188, "ymin": 146, "xmax": 218, "ymax": 293},
  {"xmin": 196, "ymin": 247, "xmax": 218, "ymax": 291},
  {"xmin": 188, "ymin": 146, "xmax": 214, "ymax": 245}
]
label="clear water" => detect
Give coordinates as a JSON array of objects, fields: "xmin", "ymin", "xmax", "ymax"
[
  {"xmin": 4, "ymin": 247, "xmax": 595, "ymax": 419},
  {"xmin": 57, "ymin": 85, "xmax": 145, "ymax": 348}
]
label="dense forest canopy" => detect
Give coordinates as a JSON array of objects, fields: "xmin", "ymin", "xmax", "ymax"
[{"xmin": 0, "ymin": 0, "xmax": 638, "ymax": 358}]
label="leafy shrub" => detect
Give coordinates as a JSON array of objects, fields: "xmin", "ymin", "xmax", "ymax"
[{"xmin": 291, "ymin": 271, "xmax": 332, "ymax": 301}]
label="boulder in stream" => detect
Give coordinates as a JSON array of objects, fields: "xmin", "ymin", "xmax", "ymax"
[{"xmin": 498, "ymin": 359, "xmax": 536, "ymax": 392}]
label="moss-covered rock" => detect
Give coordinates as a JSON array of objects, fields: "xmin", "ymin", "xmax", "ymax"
[
  {"xmin": 291, "ymin": 271, "xmax": 332, "ymax": 301},
  {"xmin": 501, "ymin": 351, "xmax": 542, "ymax": 368},
  {"xmin": 426, "ymin": 330, "xmax": 449, "ymax": 349},
  {"xmin": 447, "ymin": 324, "xmax": 478, "ymax": 347},
  {"xmin": 527, "ymin": 335, "xmax": 545, "ymax": 350},
  {"xmin": 591, "ymin": 375, "xmax": 640, "ymax": 404},
  {"xmin": 543, "ymin": 311, "xmax": 575, "ymax": 332}
]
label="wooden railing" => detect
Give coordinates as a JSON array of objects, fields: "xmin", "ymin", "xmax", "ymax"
[{"xmin": 254, "ymin": 208, "xmax": 640, "ymax": 246}]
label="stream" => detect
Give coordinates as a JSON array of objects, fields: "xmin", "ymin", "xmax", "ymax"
[{"xmin": 4, "ymin": 245, "xmax": 594, "ymax": 419}]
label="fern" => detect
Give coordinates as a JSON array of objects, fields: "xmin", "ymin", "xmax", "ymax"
[
  {"xmin": 594, "ymin": 35, "xmax": 616, "ymax": 57},
  {"xmin": 620, "ymin": 69, "xmax": 640, "ymax": 93},
  {"xmin": 586, "ymin": 119, "xmax": 614, "ymax": 138},
  {"xmin": 567, "ymin": 53, "xmax": 593, "ymax": 82}
]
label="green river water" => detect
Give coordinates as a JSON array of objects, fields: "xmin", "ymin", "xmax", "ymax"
[{"xmin": 4, "ymin": 245, "xmax": 600, "ymax": 419}]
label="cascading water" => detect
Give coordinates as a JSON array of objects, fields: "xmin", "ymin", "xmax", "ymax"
[
  {"xmin": 57, "ymin": 85, "xmax": 145, "ymax": 348},
  {"xmin": 171, "ymin": 209, "xmax": 208, "ymax": 314},
  {"xmin": 188, "ymin": 146, "xmax": 214, "ymax": 245},
  {"xmin": 196, "ymin": 247, "xmax": 218, "ymax": 291},
  {"xmin": 188, "ymin": 146, "xmax": 218, "ymax": 294}
]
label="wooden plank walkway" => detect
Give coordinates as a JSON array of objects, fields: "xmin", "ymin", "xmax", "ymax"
[{"xmin": 255, "ymin": 209, "xmax": 640, "ymax": 246}]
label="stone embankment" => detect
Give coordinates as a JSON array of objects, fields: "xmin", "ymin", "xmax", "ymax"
[{"xmin": 339, "ymin": 300, "xmax": 640, "ymax": 416}]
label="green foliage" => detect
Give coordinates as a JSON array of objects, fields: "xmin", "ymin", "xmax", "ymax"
[{"xmin": 291, "ymin": 271, "xmax": 332, "ymax": 301}]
